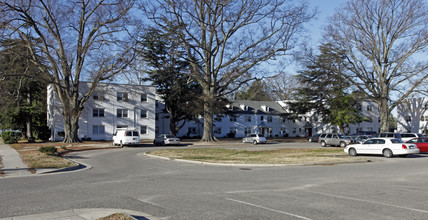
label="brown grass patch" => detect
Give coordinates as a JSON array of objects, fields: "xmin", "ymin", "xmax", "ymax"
[
  {"xmin": 9, "ymin": 141, "xmax": 117, "ymax": 169},
  {"xmin": 148, "ymin": 148, "xmax": 365, "ymax": 164}
]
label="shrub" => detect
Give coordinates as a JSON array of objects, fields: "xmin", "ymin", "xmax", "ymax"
[
  {"xmin": 1, "ymin": 130, "xmax": 22, "ymax": 144},
  {"xmin": 39, "ymin": 146, "xmax": 57, "ymax": 155},
  {"xmin": 34, "ymin": 126, "xmax": 51, "ymax": 141}
]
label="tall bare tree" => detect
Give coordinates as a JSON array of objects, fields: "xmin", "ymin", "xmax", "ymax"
[
  {"xmin": 0, "ymin": 0, "xmax": 136, "ymax": 143},
  {"xmin": 267, "ymin": 73, "xmax": 300, "ymax": 101},
  {"xmin": 143, "ymin": 0, "xmax": 315, "ymax": 141},
  {"xmin": 324, "ymin": 0, "xmax": 428, "ymax": 132}
]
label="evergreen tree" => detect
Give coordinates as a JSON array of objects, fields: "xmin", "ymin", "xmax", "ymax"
[
  {"xmin": 291, "ymin": 43, "xmax": 363, "ymax": 133},
  {"xmin": 235, "ymin": 80, "xmax": 273, "ymax": 101},
  {"xmin": 139, "ymin": 28, "xmax": 203, "ymax": 136},
  {"xmin": 0, "ymin": 39, "xmax": 49, "ymax": 142}
]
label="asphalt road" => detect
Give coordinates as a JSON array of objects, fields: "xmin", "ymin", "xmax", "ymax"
[{"xmin": 1, "ymin": 143, "xmax": 428, "ymax": 219}]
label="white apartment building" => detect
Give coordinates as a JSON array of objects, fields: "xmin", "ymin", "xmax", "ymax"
[
  {"xmin": 47, "ymin": 82, "xmax": 157, "ymax": 141},
  {"xmin": 159, "ymin": 99, "xmax": 380, "ymax": 138},
  {"xmin": 397, "ymin": 97, "xmax": 428, "ymax": 134}
]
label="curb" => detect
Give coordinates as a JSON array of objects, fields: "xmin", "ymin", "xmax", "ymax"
[{"xmin": 141, "ymin": 152, "xmax": 371, "ymax": 167}]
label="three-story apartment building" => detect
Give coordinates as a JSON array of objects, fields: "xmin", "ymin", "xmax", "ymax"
[{"xmin": 47, "ymin": 82, "xmax": 156, "ymax": 141}]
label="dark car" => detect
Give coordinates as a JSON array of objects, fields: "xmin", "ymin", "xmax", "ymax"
[
  {"xmin": 308, "ymin": 134, "xmax": 321, "ymax": 142},
  {"xmin": 406, "ymin": 137, "xmax": 428, "ymax": 153}
]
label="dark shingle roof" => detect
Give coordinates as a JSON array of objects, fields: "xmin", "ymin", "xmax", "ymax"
[{"xmin": 229, "ymin": 100, "xmax": 287, "ymax": 115}]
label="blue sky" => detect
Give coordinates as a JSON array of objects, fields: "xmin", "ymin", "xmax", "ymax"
[{"xmin": 306, "ymin": 0, "xmax": 345, "ymax": 46}]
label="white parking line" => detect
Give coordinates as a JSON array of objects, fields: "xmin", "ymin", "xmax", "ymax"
[
  {"xmin": 226, "ymin": 198, "xmax": 313, "ymax": 220},
  {"xmin": 305, "ymin": 190, "xmax": 428, "ymax": 214}
]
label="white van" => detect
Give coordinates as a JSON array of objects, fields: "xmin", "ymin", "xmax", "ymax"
[{"xmin": 112, "ymin": 128, "xmax": 140, "ymax": 147}]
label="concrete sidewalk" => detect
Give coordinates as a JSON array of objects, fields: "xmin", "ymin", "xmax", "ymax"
[{"xmin": 0, "ymin": 142, "xmax": 31, "ymax": 176}]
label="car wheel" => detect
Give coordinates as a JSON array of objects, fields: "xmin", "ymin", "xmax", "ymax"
[
  {"xmin": 383, "ymin": 148, "xmax": 393, "ymax": 158},
  {"xmin": 253, "ymin": 140, "xmax": 258, "ymax": 145},
  {"xmin": 161, "ymin": 141, "xmax": 166, "ymax": 146},
  {"xmin": 119, "ymin": 141, "xmax": 123, "ymax": 148},
  {"xmin": 320, "ymin": 141, "xmax": 326, "ymax": 147},
  {"xmin": 349, "ymin": 148, "xmax": 357, "ymax": 156},
  {"xmin": 340, "ymin": 142, "xmax": 346, "ymax": 148}
]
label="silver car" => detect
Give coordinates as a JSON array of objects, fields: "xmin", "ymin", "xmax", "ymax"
[
  {"xmin": 242, "ymin": 134, "xmax": 267, "ymax": 145},
  {"xmin": 153, "ymin": 134, "xmax": 181, "ymax": 146}
]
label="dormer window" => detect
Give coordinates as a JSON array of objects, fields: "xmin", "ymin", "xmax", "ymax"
[
  {"xmin": 240, "ymin": 104, "xmax": 248, "ymax": 111},
  {"xmin": 261, "ymin": 105, "xmax": 270, "ymax": 112}
]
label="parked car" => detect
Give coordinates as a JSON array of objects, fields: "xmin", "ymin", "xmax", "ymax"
[
  {"xmin": 400, "ymin": 133, "xmax": 424, "ymax": 142},
  {"xmin": 319, "ymin": 134, "xmax": 356, "ymax": 147},
  {"xmin": 242, "ymin": 134, "xmax": 266, "ymax": 144},
  {"xmin": 153, "ymin": 134, "xmax": 181, "ymax": 146},
  {"xmin": 344, "ymin": 138, "xmax": 419, "ymax": 158},
  {"xmin": 112, "ymin": 128, "xmax": 140, "ymax": 147},
  {"xmin": 375, "ymin": 132, "xmax": 402, "ymax": 139},
  {"xmin": 356, "ymin": 131, "xmax": 377, "ymax": 137},
  {"xmin": 351, "ymin": 135, "xmax": 370, "ymax": 144},
  {"xmin": 406, "ymin": 137, "xmax": 428, "ymax": 153},
  {"xmin": 308, "ymin": 134, "xmax": 321, "ymax": 142}
]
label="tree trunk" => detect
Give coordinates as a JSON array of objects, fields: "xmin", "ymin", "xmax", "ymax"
[
  {"xmin": 378, "ymin": 97, "xmax": 390, "ymax": 133},
  {"xmin": 168, "ymin": 110, "xmax": 177, "ymax": 136},
  {"xmin": 26, "ymin": 90, "xmax": 34, "ymax": 142},
  {"xmin": 62, "ymin": 105, "xmax": 81, "ymax": 143},
  {"xmin": 200, "ymin": 85, "xmax": 216, "ymax": 142}
]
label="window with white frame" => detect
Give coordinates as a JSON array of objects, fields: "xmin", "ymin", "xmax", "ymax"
[
  {"xmin": 93, "ymin": 108, "xmax": 105, "ymax": 117},
  {"xmin": 140, "ymin": 110, "xmax": 147, "ymax": 118},
  {"xmin": 93, "ymin": 93, "xmax": 105, "ymax": 101},
  {"xmin": 140, "ymin": 125, "xmax": 147, "ymax": 134},
  {"xmin": 214, "ymin": 127, "xmax": 222, "ymax": 134},
  {"xmin": 230, "ymin": 115, "xmax": 237, "ymax": 122},
  {"xmin": 214, "ymin": 116, "xmax": 222, "ymax": 122},
  {"xmin": 244, "ymin": 127, "xmax": 251, "ymax": 135},
  {"xmin": 92, "ymin": 125, "xmax": 105, "ymax": 135},
  {"xmin": 117, "ymin": 92, "xmax": 128, "ymax": 101},
  {"xmin": 267, "ymin": 116, "xmax": 273, "ymax": 122},
  {"xmin": 117, "ymin": 109, "xmax": 128, "ymax": 118},
  {"xmin": 230, "ymin": 127, "xmax": 237, "ymax": 134},
  {"xmin": 141, "ymin": 93, "xmax": 148, "ymax": 102},
  {"xmin": 260, "ymin": 115, "xmax": 264, "ymax": 121},
  {"xmin": 245, "ymin": 116, "xmax": 252, "ymax": 122},
  {"xmin": 367, "ymin": 105, "xmax": 373, "ymax": 111},
  {"xmin": 188, "ymin": 127, "xmax": 197, "ymax": 134}
]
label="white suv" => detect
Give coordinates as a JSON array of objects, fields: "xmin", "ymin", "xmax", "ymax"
[
  {"xmin": 400, "ymin": 133, "xmax": 424, "ymax": 142},
  {"xmin": 112, "ymin": 128, "xmax": 140, "ymax": 147}
]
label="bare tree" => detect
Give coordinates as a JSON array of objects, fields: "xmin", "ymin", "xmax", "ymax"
[
  {"xmin": 0, "ymin": 0, "xmax": 136, "ymax": 143},
  {"xmin": 267, "ymin": 73, "xmax": 300, "ymax": 101},
  {"xmin": 324, "ymin": 0, "xmax": 428, "ymax": 132},
  {"xmin": 143, "ymin": 0, "xmax": 315, "ymax": 141}
]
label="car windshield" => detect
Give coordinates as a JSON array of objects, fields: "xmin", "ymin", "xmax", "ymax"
[{"xmin": 390, "ymin": 139, "xmax": 403, "ymax": 143}]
